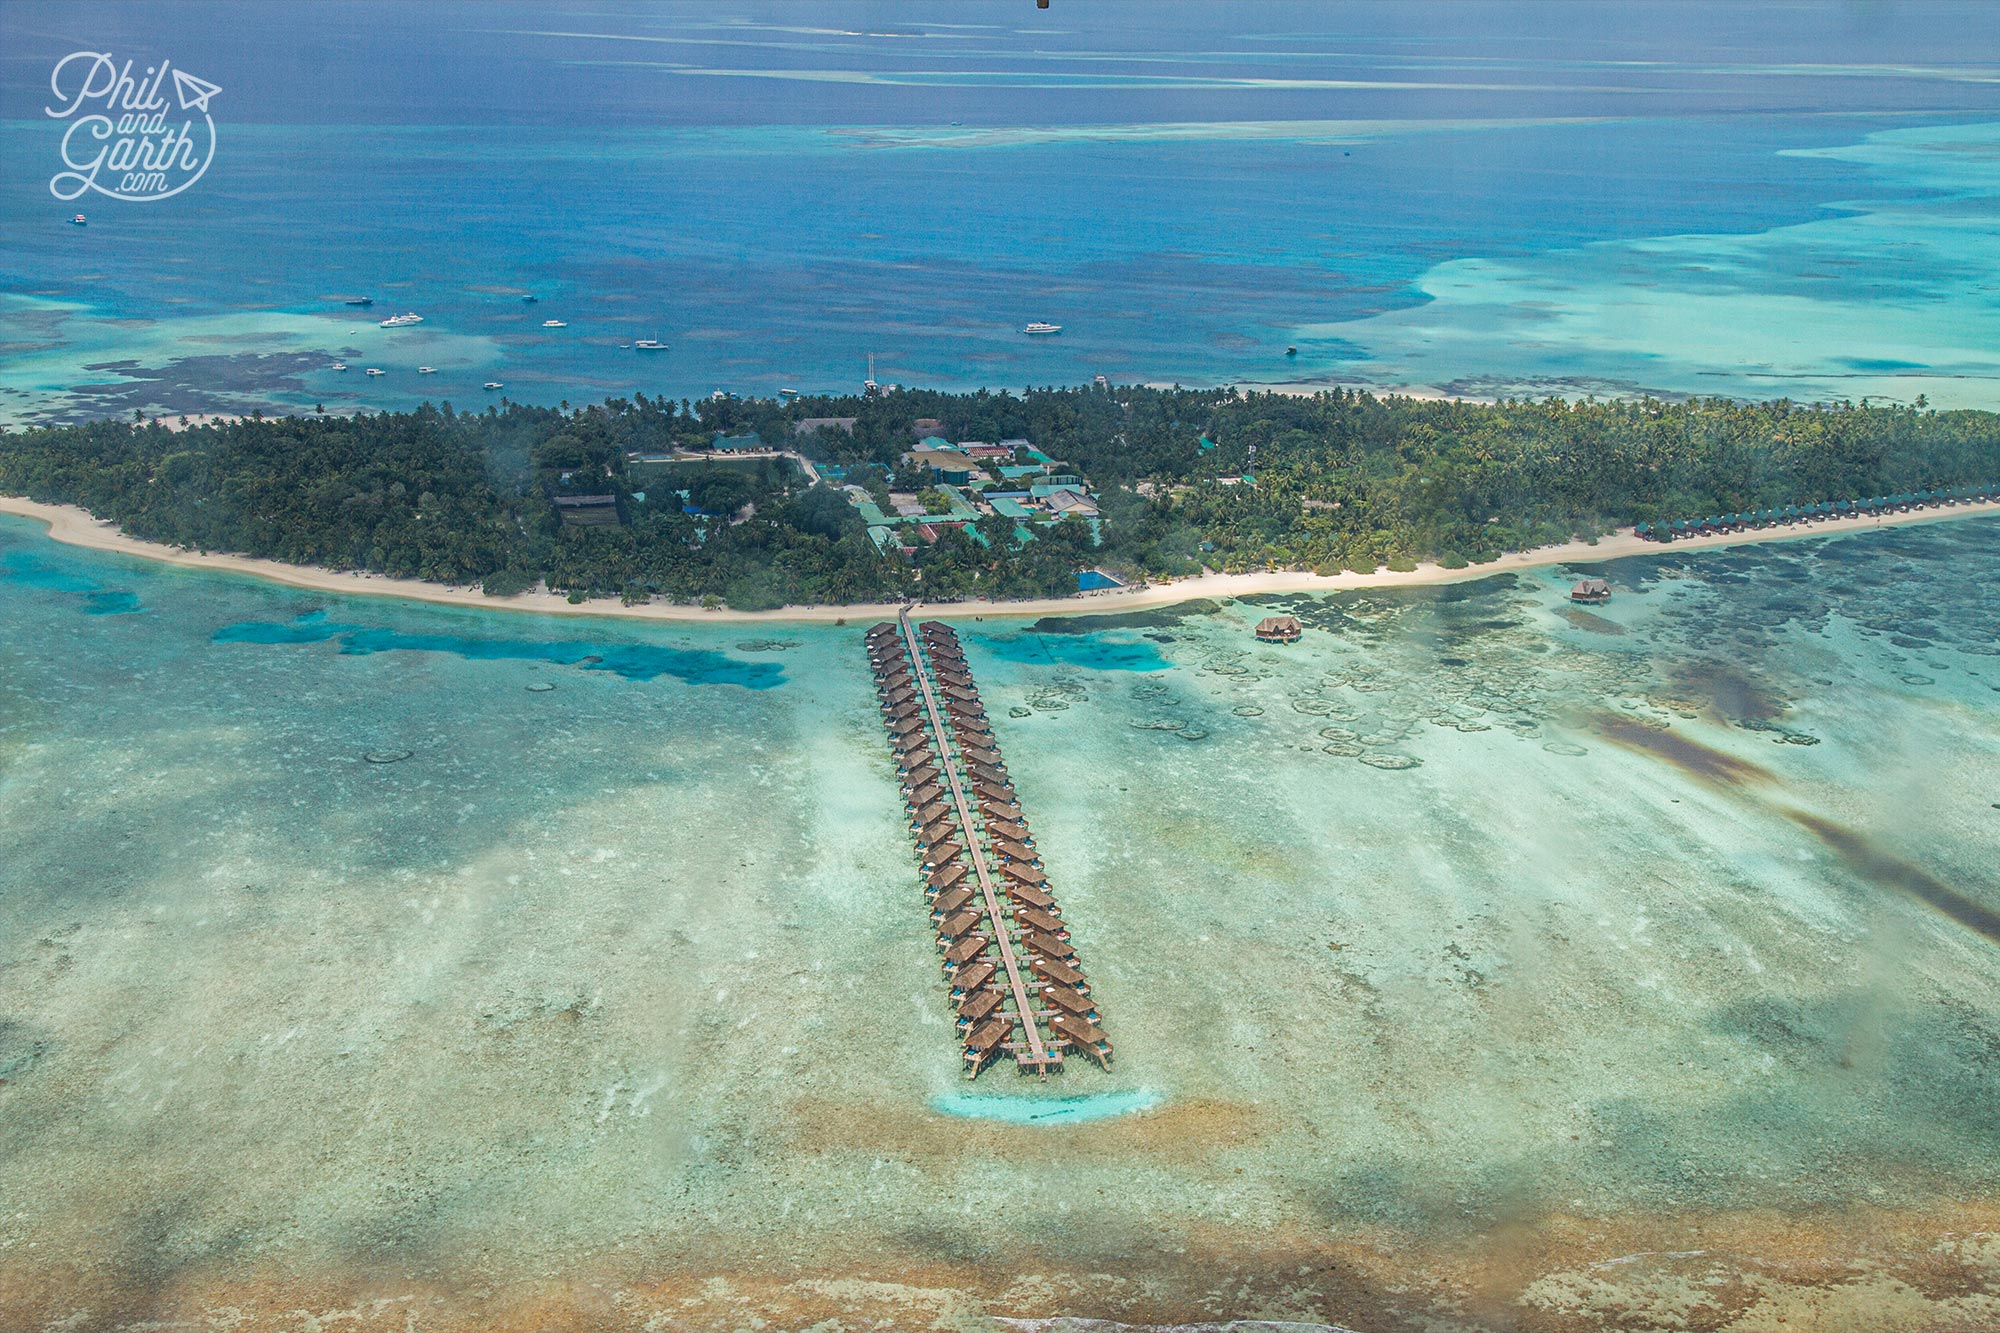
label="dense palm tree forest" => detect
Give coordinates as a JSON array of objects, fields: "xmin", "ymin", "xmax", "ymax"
[{"xmin": 2, "ymin": 387, "xmax": 1994, "ymax": 608}]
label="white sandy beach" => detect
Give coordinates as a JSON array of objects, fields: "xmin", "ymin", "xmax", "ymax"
[{"xmin": 1, "ymin": 493, "xmax": 1994, "ymax": 624}]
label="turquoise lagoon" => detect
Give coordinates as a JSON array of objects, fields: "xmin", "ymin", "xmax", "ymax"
[
  {"xmin": 3, "ymin": 510, "xmax": 1997, "ymax": 1326},
  {"xmin": 7, "ymin": 2, "xmax": 2000, "ymax": 421}
]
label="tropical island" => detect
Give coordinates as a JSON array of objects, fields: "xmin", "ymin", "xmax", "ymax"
[{"xmin": 1, "ymin": 384, "xmax": 1996, "ymax": 611}]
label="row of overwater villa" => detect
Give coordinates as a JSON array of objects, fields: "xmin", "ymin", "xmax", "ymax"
[
  {"xmin": 866, "ymin": 615, "xmax": 1112, "ymax": 1078},
  {"xmin": 1634, "ymin": 483, "xmax": 1994, "ymax": 541}
]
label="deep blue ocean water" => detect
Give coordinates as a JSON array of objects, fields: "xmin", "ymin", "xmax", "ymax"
[{"xmin": 1, "ymin": 2, "xmax": 1996, "ymax": 414}]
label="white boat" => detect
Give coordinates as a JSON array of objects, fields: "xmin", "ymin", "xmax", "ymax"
[
  {"xmin": 483, "ymin": 381, "xmax": 504, "ymax": 390},
  {"xmin": 1024, "ymin": 322, "xmax": 1062, "ymax": 335},
  {"xmin": 365, "ymin": 368, "xmax": 385, "ymax": 376},
  {"xmin": 634, "ymin": 338, "xmax": 668, "ymax": 351},
  {"xmin": 331, "ymin": 363, "xmax": 348, "ymax": 372},
  {"xmin": 542, "ymin": 319, "xmax": 567, "ymax": 328},
  {"xmin": 778, "ymin": 388, "xmax": 798, "ymax": 397},
  {"xmin": 417, "ymin": 366, "xmax": 436, "ymax": 374},
  {"xmin": 379, "ymin": 313, "xmax": 423, "ymax": 328},
  {"xmin": 70, "ymin": 213, "xmax": 87, "ymax": 226}
]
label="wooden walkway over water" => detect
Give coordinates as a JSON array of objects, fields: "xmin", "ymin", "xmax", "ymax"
[{"xmin": 868, "ymin": 609, "xmax": 1111, "ymax": 1078}]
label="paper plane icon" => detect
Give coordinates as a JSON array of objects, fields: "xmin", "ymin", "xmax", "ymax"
[{"xmin": 172, "ymin": 68, "xmax": 221, "ymax": 113}]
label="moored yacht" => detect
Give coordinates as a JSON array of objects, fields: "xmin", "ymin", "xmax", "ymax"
[
  {"xmin": 365, "ymin": 367, "xmax": 385, "ymax": 376},
  {"xmin": 345, "ymin": 297, "xmax": 374, "ymax": 307},
  {"xmin": 634, "ymin": 338, "xmax": 668, "ymax": 351},
  {"xmin": 379, "ymin": 313, "xmax": 423, "ymax": 328},
  {"xmin": 483, "ymin": 381, "xmax": 504, "ymax": 390},
  {"xmin": 542, "ymin": 319, "xmax": 567, "ymax": 328},
  {"xmin": 331, "ymin": 362, "xmax": 348, "ymax": 372},
  {"xmin": 417, "ymin": 366, "xmax": 436, "ymax": 374},
  {"xmin": 1024, "ymin": 321, "xmax": 1062, "ymax": 335}
]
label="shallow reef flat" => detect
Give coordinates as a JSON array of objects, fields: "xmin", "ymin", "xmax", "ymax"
[{"xmin": 1, "ymin": 514, "xmax": 1997, "ymax": 1330}]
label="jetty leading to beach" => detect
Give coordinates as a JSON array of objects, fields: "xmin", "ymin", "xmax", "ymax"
[{"xmin": 867, "ymin": 610, "xmax": 1111, "ymax": 1078}]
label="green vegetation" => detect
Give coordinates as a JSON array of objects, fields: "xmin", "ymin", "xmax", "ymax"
[{"xmin": 3, "ymin": 387, "xmax": 1995, "ymax": 607}]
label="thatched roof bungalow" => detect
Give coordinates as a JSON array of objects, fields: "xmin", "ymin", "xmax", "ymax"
[
  {"xmin": 1255, "ymin": 615, "xmax": 1303, "ymax": 644},
  {"xmin": 1001, "ymin": 863, "xmax": 1049, "ymax": 889},
  {"xmin": 950, "ymin": 960, "xmax": 996, "ymax": 995},
  {"xmin": 1015, "ymin": 906, "xmax": 1065, "ymax": 937},
  {"xmin": 1570, "ymin": 577, "xmax": 1611, "ymax": 604},
  {"xmin": 937, "ymin": 908, "xmax": 984, "ymax": 940},
  {"xmin": 943, "ymin": 934, "xmax": 990, "ymax": 966},
  {"xmin": 930, "ymin": 884, "xmax": 975, "ymax": 915},
  {"xmin": 1030, "ymin": 954, "xmax": 1086, "ymax": 989},
  {"xmin": 1022, "ymin": 929, "xmax": 1074, "ymax": 960},
  {"xmin": 956, "ymin": 988, "xmax": 1003, "ymax": 1025},
  {"xmin": 1040, "ymin": 982, "xmax": 1096, "ymax": 1020},
  {"xmin": 1005, "ymin": 880, "xmax": 1055, "ymax": 907}
]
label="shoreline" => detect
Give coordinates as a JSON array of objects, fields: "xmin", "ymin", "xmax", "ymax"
[{"xmin": 2, "ymin": 493, "xmax": 1995, "ymax": 625}]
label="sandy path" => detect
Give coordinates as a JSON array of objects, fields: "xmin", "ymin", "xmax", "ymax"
[{"xmin": 1, "ymin": 493, "xmax": 1994, "ymax": 625}]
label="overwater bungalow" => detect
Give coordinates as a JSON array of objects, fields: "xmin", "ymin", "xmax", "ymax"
[
  {"xmin": 1015, "ymin": 905, "xmax": 1066, "ymax": 937},
  {"xmin": 956, "ymin": 987, "xmax": 1003, "ymax": 1025},
  {"xmin": 906, "ymin": 781, "xmax": 944, "ymax": 809},
  {"xmin": 943, "ymin": 934, "xmax": 990, "ymax": 967},
  {"xmin": 884, "ymin": 702, "xmax": 921, "ymax": 724},
  {"xmin": 935, "ymin": 670, "xmax": 976, "ymax": 690},
  {"xmin": 966, "ymin": 760, "xmax": 1009, "ymax": 787},
  {"xmin": 985, "ymin": 818, "xmax": 1033, "ymax": 845},
  {"xmin": 1255, "ymin": 615, "xmax": 1303, "ymax": 644},
  {"xmin": 991, "ymin": 837, "xmax": 1038, "ymax": 865},
  {"xmin": 1005, "ymin": 879, "xmax": 1056, "ymax": 907},
  {"xmin": 912, "ymin": 799, "xmax": 951, "ymax": 828},
  {"xmin": 1570, "ymin": 578, "xmax": 1611, "ymax": 604},
  {"xmin": 901, "ymin": 764, "xmax": 941, "ymax": 790},
  {"xmin": 1030, "ymin": 954, "xmax": 1087, "ymax": 990},
  {"xmin": 943, "ymin": 684, "xmax": 981, "ymax": 704},
  {"xmin": 931, "ymin": 883, "xmax": 975, "ymax": 915},
  {"xmin": 889, "ymin": 714, "xmax": 925, "ymax": 737},
  {"xmin": 961, "ymin": 746, "xmax": 1004, "ymax": 770},
  {"xmin": 918, "ymin": 820, "xmax": 956, "ymax": 847},
  {"xmin": 1040, "ymin": 982, "xmax": 1096, "ymax": 1020},
  {"xmin": 1001, "ymin": 862, "xmax": 1049, "ymax": 889},
  {"xmin": 974, "ymin": 781, "xmax": 1018, "ymax": 807},
  {"xmin": 923, "ymin": 840, "xmax": 964, "ymax": 868},
  {"xmin": 1049, "ymin": 1012, "xmax": 1112, "ymax": 1068},
  {"xmin": 937, "ymin": 908, "xmax": 985, "ymax": 940},
  {"xmin": 964, "ymin": 1017, "xmax": 1012, "ymax": 1074},
  {"xmin": 1021, "ymin": 929, "xmax": 1074, "ymax": 959},
  {"xmin": 951, "ymin": 960, "xmax": 997, "ymax": 996}
]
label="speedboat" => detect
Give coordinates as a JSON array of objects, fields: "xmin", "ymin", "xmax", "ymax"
[
  {"xmin": 1024, "ymin": 322, "xmax": 1062, "ymax": 335},
  {"xmin": 69, "ymin": 213, "xmax": 87, "ymax": 225},
  {"xmin": 365, "ymin": 368, "xmax": 385, "ymax": 376},
  {"xmin": 379, "ymin": 313, "xmax": 423, "ymax": 328},
  {"xmin": 345, "ymin": 297, "xmax": 374, "ymax": 307},
  {"xmin": 542, "ymin": 319, "xmax": 567, "ymax": 328},
  {"xmin": 778, "ymin": 388, "xmax": 798, "ymax": 397},
  {"xmin": 634, "ymin": 338, "xmax": 668, "ymax": 351},
  {"xmin": 483, "ymin": 381, "xmax": 504, "ymax": 390},
  {"xmin": 417, "ymin": 366, "xmax": 436, "ymax": 374},
  {"xmin": 521, "ymin": 295, "xmax": 538, "ymax": 304},
  {"xmin": 331, "ymin": 363, "xmax": 348, "ymax": 372}
]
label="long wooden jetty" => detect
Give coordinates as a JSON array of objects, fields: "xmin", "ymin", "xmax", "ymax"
[{"xmin": 867, "ymin": 609, "xmax": 1111, "ymax": 1078}]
